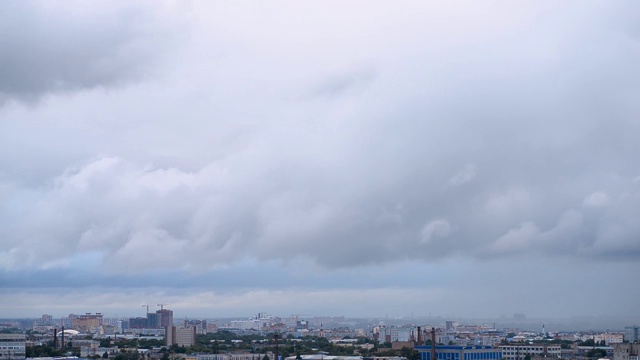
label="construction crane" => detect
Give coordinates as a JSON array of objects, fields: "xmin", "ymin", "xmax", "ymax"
[
  {"xmin": 157, "ymin": 303, "xmax": 168, "ymax": 311},
  {"xmin": 142, "ymin": 304, "xmax": 153, "ymax": 315}
]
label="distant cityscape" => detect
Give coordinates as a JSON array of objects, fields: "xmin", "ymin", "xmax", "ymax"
[{"xmin": 1, "ymin": 308, "xmax": 639, "ymax": 360}]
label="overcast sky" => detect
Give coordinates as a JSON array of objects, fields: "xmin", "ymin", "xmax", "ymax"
[{"xmin": 1, "ymin": 1, "xmax": 639, "ymax": 323}]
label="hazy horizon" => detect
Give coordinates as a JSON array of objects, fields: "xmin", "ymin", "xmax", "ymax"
[{"xmin": 4, "ymin": 313, "xmax": 638, "ymax": 333}]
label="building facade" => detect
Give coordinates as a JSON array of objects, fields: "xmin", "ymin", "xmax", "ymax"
[
  {"xmin": 166, "ymin": 326, "xmax": 196, "ymax": 347},
  {"xmin": 129, "ymin": 317, "xmax": 147, "ymax": 329},
  {"xmin": 0, "ymin": 333, "xmax": 26, "ymax": 360},
  {"xmin": 500, "ymin": 345, "xmax": 561, "ymax": 360},
  {"xmin": 416, "ymin": 345, "xmax": 502, "ymax": 360},
  {"xmin": 625, "ymin": 327, "xmax": 640, "ymax": 343},
  {"xmin": 614, "ymin": 343, "xmax": 640, "ymax": 360},
  {"xmin": 199, "ymin": 354, "xmax": 274, "ymax": 360},
  {"xmin": 157, "ymin": 309, "xmax": 174, "ymax": 328},
  {"xmin": 73, "ymin": 313, "xmax": 103, "ymax": 332}
]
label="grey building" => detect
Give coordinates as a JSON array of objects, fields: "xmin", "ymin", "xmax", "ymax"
[
  {"xmin": 0, "ymin": 333, "xmax": 26, "ymax": 360},
  {"xmin": 613, "ymin": 343, "xmax": 640, "ymax": 360},
  {"xmin": 625, "ymin": 327, "xmax": 640, "ymax": 343}
]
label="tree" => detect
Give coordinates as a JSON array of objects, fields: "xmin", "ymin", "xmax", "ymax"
[
  {"xmin": 263, "ymin": 355, "xmax": 270, "ymax": 360},
  {"xmin": 400, "ymin": 347, "xmax": 420, "ymax": 360},
  {"xmin": 581, "ymin": 339, "xmax": 596, "ymax": 347},
  {"xmin": 587, "ymin": 349, "xmax": 607, "ymax": 358},
  {"xmin": 103, "ymin": 352, "xmax": 109, "ymax": 359}
]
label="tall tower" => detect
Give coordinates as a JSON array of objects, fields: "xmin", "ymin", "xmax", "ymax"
[{"xmin": 157, "ymin": 309, "xmax": 174, "ymax": 328}]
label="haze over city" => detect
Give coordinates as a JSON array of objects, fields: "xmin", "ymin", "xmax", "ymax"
[{"xmin": 1, "ymin": 1, "xmax": 639, "ymax": 321}]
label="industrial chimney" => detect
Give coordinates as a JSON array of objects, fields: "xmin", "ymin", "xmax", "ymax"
[{"xmin": 431, "ymin": 327, "xmax": 436, "ymax": 360}]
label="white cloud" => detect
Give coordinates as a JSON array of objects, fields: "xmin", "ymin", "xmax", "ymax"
[
  {"xmin": 489, "ymin": 222, "xmax": 539, "ymax": 255},
  {"xmin": 448, "ymin": 163, "xmax": 477, "ymax": 186},
  {"xmin": 484, "ymin": 188, "xmax": 531, "ymax": 221},
  {"xmin": 420, "ymin": 218, "xmax": 453, "ymax": 244},
  {"xmin": 583, "ymin": 191, "xmax": 610, "ymax": 207}
]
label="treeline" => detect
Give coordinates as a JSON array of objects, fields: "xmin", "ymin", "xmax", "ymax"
[{"xmin": 186, "ymin": 332, "xmax": 376, "ymax": 357}]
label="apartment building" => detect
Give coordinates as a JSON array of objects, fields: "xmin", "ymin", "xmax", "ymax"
[
  {"xmin": 614, "ymin": 343, "xmax": 640, "ymax": 360},
  {"xmin": 165, "ymin": 326, "xmax": 196, "ymax": 347}
]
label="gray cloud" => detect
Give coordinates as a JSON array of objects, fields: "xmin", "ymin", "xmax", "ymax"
[
  {"xmin": 0, "ymin": 1, "xmax": 182, "ymax": 104},
  {"xmin": 1, "ymin": 1, "xmax": 640, "ymax": 318}
]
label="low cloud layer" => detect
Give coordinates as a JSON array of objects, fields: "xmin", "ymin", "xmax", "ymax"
[{"xmin": 2, "ymin": 133, "xmax": 639, "ymax": 272}]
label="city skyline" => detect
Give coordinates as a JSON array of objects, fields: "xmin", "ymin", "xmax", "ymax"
[
  {"xmin": 1, "ymin": 2, "xmax": 639, "ymax": 320},
  {"xmin": 9, "ymin": 310, "xmax": 640, "ymax": 335}
]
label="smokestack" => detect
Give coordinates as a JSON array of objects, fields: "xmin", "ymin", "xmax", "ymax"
[
  {"xmin": 53, "ymin": 329, "xmax": 57, "ymax": 349},
  {"xmin": 61, "ymin": 326, "xmax": 65, "ymax": 349},
  {"xmin": 431, "ymin": 327, "xmax": 436, "ymax": 360},
  {"xmin": 274, "ymin": 333, "xmax": 279, "ymax": 360},
  {"xmin": 417, "ymin": 326, "xmax": 422, "ymax": 345}
]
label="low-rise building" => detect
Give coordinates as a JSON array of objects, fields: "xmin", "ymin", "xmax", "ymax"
[
  {"xmin": 200, "ymin": 354, "xmax": 275, "ymax": 360},
  {"xmin": 0, "ymin": 333, "xmax": 26, "ymax": 360},
  {"xmin": 613, "ymin": 343, "xmax": 640, "ymax": 360},
  {"xmin": 415, "ymin": 345, "xmax": 502, "ymax": 360},
  {"xmin": 500, "ymin": 345, "xmax": 561, "ymax": 360}
]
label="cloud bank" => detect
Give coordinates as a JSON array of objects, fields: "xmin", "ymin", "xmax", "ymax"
[{"xmin": 1, "ymin": 1, "xmax": 639, "ymax": 318}]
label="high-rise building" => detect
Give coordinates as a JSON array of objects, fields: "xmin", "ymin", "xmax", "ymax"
[
  {"xmin": 128, "ymin": 317, "xmax": 147, "ymax": 329},
  {"xmin": 165, "ymin": 326, "xmax": 196, "ymax": 347},
  {"xmin": 445, "ymin": 321, "xmax": 459, "ymax": 332},
  {"xmin": 625, "ymin": 327, "xmax": 640, "ymax": 343},
  {"xmin": 37, "ymin": 314, "xmax": 53, "ymax": 326},
  {"xmin": 0, "ymin": 333, "xmax": 26, "ymax": 360},
  {"xmin": 157, "ymin": 309, "xmax": 173, "ymax": 328},
  {"xmin": 147, "ymin": 313, "xmax": 160, "ymax": 329}
]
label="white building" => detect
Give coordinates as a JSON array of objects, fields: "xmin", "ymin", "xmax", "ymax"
[
  {"xmin": 0, "ymin": 333, "xmax": 26, "ymax": 360},
  {"xmin": 500, "ymin": 345, "xmax": 561, "ymax": 360},
  {"xmin": 199, "ymin": 354, "xmax": 274, "ymax": 360},
  {"xmin": 581, "ymin": 333, "xmax": 624, "ymax": 345},
  {"xmin": 224, "ymin": 313, "xmax": 276, "ymax": 330}
]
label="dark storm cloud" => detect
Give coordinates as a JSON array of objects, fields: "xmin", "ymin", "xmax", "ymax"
[{"xmin": 0, "ymin": 1, "xmax": 179, "ymax": 104}]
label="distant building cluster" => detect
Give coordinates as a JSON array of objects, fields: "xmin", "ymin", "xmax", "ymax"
[
  {"xmin": 2, "ymin": 310, "xmax": 640, "ymax": 360},
  {"xmin": 129, "ymin": 308, "xmax": 174, "ymax": 330}
]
